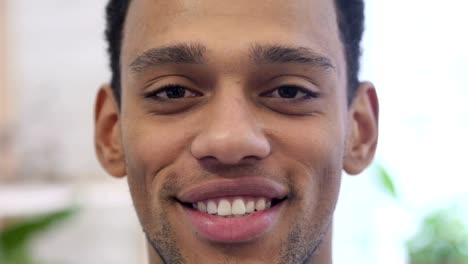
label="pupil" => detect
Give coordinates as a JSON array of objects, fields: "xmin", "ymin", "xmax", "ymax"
[
  {"xmin": 166, "ymin": 87, "xmax": 186, "ymax": 98},
  {"xmin": 278, "ymin": 86, "xmax": 299, "ymax": 98}
]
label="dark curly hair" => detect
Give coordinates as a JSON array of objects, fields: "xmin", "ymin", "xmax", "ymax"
[{"xmin": 105, "ymin": 0, "xmax": 365, "ymax": 105}]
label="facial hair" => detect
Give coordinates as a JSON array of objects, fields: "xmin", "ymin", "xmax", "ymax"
[
  {"xmin": 144, "ymin": 164, "xmax": 337, "ymax": 264},
  {"xmin": 146, "ymin": 210, "xmax": 186, "ymax": 264},
  {"xmin": 145, "ymin": 197, "xmax": 333, "ymax": 264}
]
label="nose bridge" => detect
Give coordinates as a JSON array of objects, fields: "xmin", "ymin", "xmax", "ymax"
[
  {"xmin": 191, "ymin": 89, "xmax": 271, "ymax": 164},
  {"xmin": 211, "ymin": 92, "xmax": 252, "ymax": 132}
]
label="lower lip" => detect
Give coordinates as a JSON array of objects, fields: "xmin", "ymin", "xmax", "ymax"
[{"xmin": 183, "ymin": 203, "xmax": 283, "ymax": 243}]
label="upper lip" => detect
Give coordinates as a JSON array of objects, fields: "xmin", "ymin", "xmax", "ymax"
[{"xmin": 176, "ymin": 177, "xmax": 289, "ymax": 203}]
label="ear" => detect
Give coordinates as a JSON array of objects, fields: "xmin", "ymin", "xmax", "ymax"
[
  {"xmin": 344, "ymin": 82, "xmax": 379, "ymax": 175},
  {"xmin": 94, "ymin": 84, "xmax": 127, "ymax": 178}
]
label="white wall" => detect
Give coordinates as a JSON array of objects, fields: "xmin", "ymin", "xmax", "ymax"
[{"xmin": 9, "ymin": 0, "xmax": 110, "ymax": 181}]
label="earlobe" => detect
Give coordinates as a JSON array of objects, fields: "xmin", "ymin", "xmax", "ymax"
[
  {"xmin": 344, "ymin": 82, "xmax": 379, "ymax": 175},
  {"xmin": 94, "ymin": 84, "xmax": 127, "ymax": 178}
]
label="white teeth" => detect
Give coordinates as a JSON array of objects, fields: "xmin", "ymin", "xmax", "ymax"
[
  {"xmin": 207, "ymin": 200, "xmax": 217, "ymax": 214},
  {"xmin": 232, "ymin": 199, "xmax": 246, "ymax": 215},
  {"xmin": 197, "ymin": 201, "xmax": 207, "ymax": 213},
  {"xmin": 194, "ymin": 197, "xmax": 274, "ymax": 216},
  {"xmin": 255, "ymin": 198, "xmax": 266, "ymax": 211},
  {"xmin": 246, "ymin": 201, "xmax": 255, "ymax": 213},
  {"xmin": 217, "ymin": 199, "xmax": 231, "ymax": 216}
]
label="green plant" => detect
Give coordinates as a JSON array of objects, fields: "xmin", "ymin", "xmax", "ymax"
[
  {"xmin": 0, "ymin": 207, "xmax": 78, "ymax": 264},
  {"xmin": 406, "ymin": 206, "xmax": 468, "ymax": 264},
  {"xmin": 375, "ymin": 164, "xmax": 399, "ymax": 199},
  {"xmin": 374, "ymin": 165, "xmax": 468, "ymax": 263}
]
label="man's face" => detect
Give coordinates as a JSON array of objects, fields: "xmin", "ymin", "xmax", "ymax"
[{"xmin": 95, "ymin": 0, "xmax": 378, "ymax": 263}]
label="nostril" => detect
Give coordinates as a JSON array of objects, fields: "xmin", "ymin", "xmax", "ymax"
[
  {"xmin": 198, "ymin": 151, "xmax": 250, "ymax": 166},
  {"xmin": 243, "ymin": 156, "xmax": 262, "ymax": 161},
  {"xmin": 197, "ymin": 155, "xmax": 264, "ymax": 170},
  {"xmin": 199, "ymin": 156, "xmax": 217, "ymax": 162},
  {"xmin": 197, "ymin": 156, "xmax": 220, "ymax": 167}
]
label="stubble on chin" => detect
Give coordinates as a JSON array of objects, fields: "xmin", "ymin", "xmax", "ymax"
[
  {"xmin": 279, "ymin": 218, "xmax": 332, "ymax": 264},
  {"xmin": 278, "ymin": 164, "xmax": 339, "ymax": 264},
  {"xmin": 142, "ymin": 164, "xmax": 336, "ymax": 264},
  {"xmin": 145, "ymin": 216, "xmax": 332, "ymax": 264},
  {"xmin": 144, "ymin": 193, "xmax": 333, "ymax": 264},
  {"xmin": 146, "ymin": 210, "xmax": 187, "ymax": 264}
]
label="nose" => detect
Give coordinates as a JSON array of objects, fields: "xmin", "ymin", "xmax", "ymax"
[{"xmin": 190, "ymin": 97, "xmax": 271, "ymax": 165}]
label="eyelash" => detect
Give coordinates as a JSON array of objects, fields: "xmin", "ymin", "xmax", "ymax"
[
  {"xmin": 261, "ymin": 85, "xmax": 320, "ymax": 100},
  {"xmin": 143, "ymin": 84, "xmax": 201, "ymax": 100},
  {"xmin": 143, "ymin": 84, "xmax": 319, "ymax": 101}
]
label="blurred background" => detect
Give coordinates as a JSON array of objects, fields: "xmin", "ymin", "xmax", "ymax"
[{"xmin": 0, "ymin": 0, "xmax": 467, "ymax": 263}]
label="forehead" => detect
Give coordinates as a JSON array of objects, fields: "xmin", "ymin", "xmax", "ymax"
[{"xmin": 122, "ymin": 0, "xmax": 344, "ymax": 74}]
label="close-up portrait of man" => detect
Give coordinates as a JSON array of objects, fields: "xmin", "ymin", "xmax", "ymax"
[{"xmin": 94, "ymin": 0, "xmax": 379, "ymax": 263}]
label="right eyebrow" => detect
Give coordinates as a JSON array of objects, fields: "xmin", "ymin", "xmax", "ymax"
[
  {"xmin": 129, "ymin": 43, "xmax": 207, "ymax": 73},
  {"xmin": 250, "ymin": 44, "xmax": 335, "ymax": 71}
]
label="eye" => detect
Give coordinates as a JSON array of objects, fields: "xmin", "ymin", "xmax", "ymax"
[
  {"xmin": 144, "ymin": 84, "xmax": 202, "ymax": 100},
  {"xmin": 262, "ymin": 85, "xmax": 319, "ymax": 100}
]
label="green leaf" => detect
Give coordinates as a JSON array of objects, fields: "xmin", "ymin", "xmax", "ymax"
[
  {"xmin": 406, "ymin": 206, "xmax": 468, "ymax": 263},
  {"xmin": 376, "ymin": 165, "xmax": 398, "ymax": 199},
  {"xmin": 0, "ymin": 206, "xmax": 79, "ymax": 258}
]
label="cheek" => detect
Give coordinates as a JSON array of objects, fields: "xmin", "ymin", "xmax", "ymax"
[
  {"xmin": 121, "ymin": 117, "xmax": 191, "ymax": 224},
  {"xmin": 272, "ymin": 117, "xmax": 345, "ymax": 208},
  {"xmin": 124, "ymin": 125, "xmax": 181, "ymax": 176}
]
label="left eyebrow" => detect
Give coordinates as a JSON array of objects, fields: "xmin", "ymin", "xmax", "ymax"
[
  {"xmin": 250, "ymin": 44, "xmax": 335, "ymax": 71},
  {"xmin": 129, "ymin": 43, "xmax": 206, "ymax": 73}
]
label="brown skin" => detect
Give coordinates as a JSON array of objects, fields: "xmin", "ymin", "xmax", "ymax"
[{"xmin": 95, "ymin": 0, "xmax": 379, "ymax": 263}]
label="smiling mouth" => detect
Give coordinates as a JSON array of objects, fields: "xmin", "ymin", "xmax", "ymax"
[
  {"xmin": 175, "ymin": 177, "xmax": 289, "ymax": 242},
  {"xmin": 180, "ymin": 196, "xmax": 287, "ymax": 217}
]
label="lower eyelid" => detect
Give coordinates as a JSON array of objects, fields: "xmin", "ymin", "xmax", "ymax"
[
  {"xmin": 305, "ymin": 91, "xmax": 320, "ymax": 98},
  {"xmin": 188, "ymin": 90, "xmax": 203, "ymax": 96}
]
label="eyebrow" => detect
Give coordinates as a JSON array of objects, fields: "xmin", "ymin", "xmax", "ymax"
[
  {"xmin": 129, "ymin": 42, "xmax": 335, "ymax": 73},
  {"xmin": 250, "ymin": 44, "xmax": 335, "ymax": 71},
  {"xmin": 129, "ymin": 43, "xmax": 206, "ymax": 72}
]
